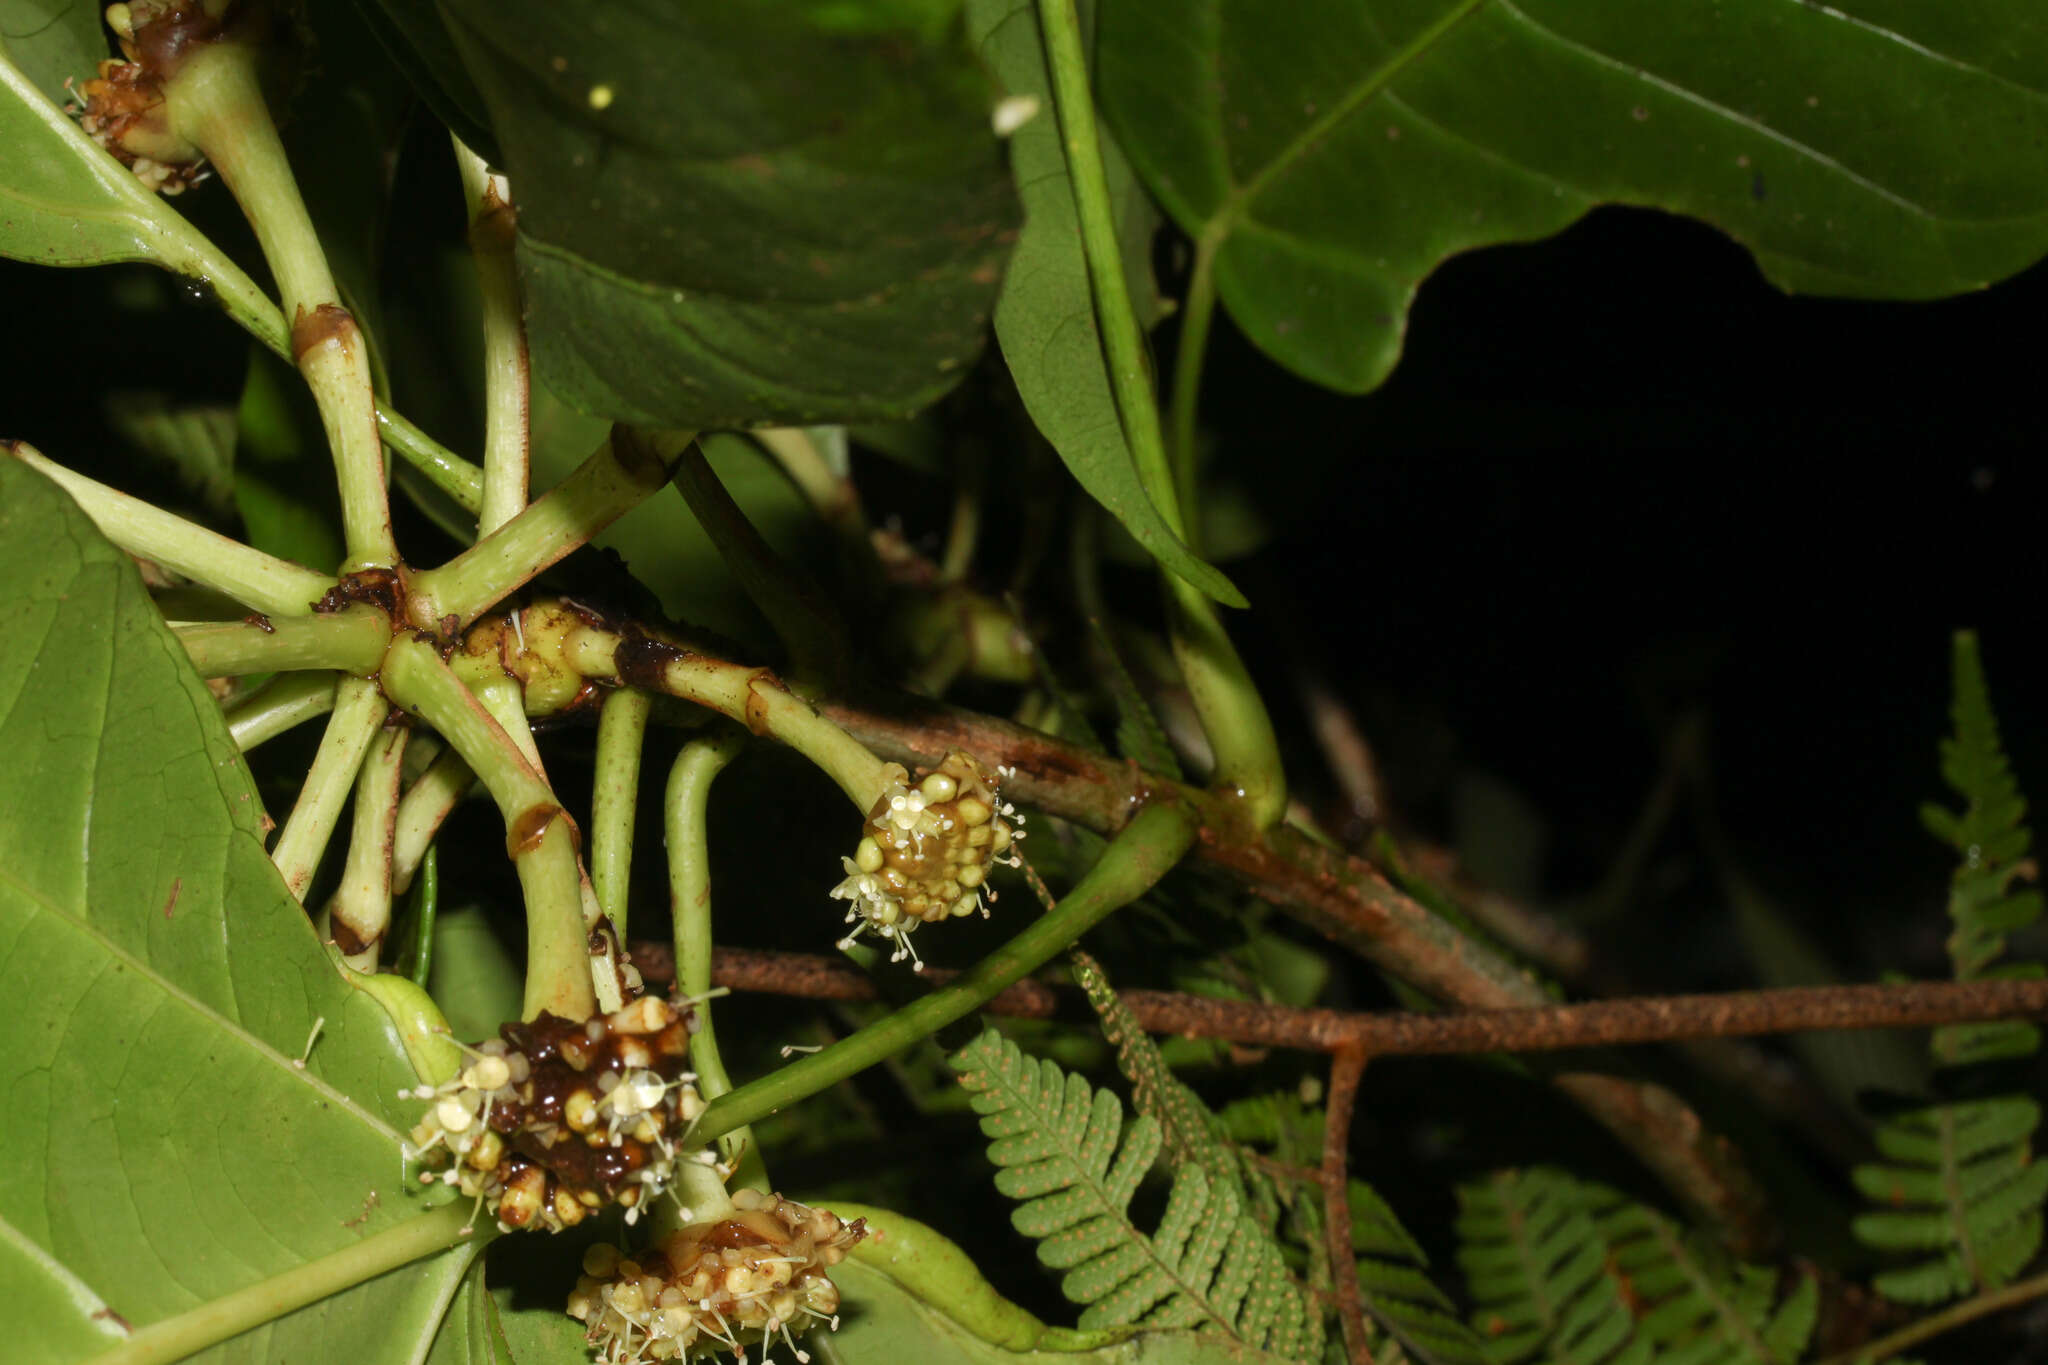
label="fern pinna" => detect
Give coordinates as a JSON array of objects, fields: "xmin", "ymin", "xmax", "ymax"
[
  {"xmin": 949, "ymin": 1026, "xmax": 1320, "ymax": 1358},
  {"xmin": 1852, "ymin": 632, "xmax": 2048, "ymax": 1304},
  {"xmin": 1456, "ymin": 1167, "xmax": 1816, "ymax": 1365}
]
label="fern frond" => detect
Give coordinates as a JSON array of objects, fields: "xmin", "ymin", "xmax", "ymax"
[
  {"xmin": 1922, "ymin": 630, "xmax": 2043, "ymax": 1065},
  {"xmin": 1852, "ymin": 1096, "xmax": 2048, "ymax": 1304},
  {"xmin": 1590, "ymin": 1183, "xmax": 1816, "ymax": 1365},
  {"xmin": 1455, "ymin": 1167, "xmax": 1649, "ymax": 1365},
  {"xmin": 1085, "ymin": 617, "xmax": 1184, "ymax": 780},
  {"xmin": 951, "ymin": 1027, "xmax": 1318, "ymax": 1355},
  {"xmin": 1854, "ymin": 633, "xmax": 2047, "ymax": 1302},
  {"xmin": 1073, "ymin": 951, "xmax": 1236, "ymax": 1188}
]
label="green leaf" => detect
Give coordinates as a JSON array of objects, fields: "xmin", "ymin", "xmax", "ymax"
[
  {"xmin": 347, "ymin": 0, "xmax": 501, "ymax": 163},
  {"xmin": 0, "ymin": 459, "xmax": 476, "ymax": 1360},
  {"xmin": 1098, "ymin": 0, "xmax": 2048, "ymax": 394},
  {"xmin": 0, "ymin": 0, "xmax": 105, "ymax": 104},
  {"xmin": 0, "ymin": 43, "xmax": 287, "ymax": 350},
  {"xmin": 964, "ymin": 0, "xmax": 1242, "ymax": 606},
  {"xmin": 437, "ymin": 0, "xmax": 1019, "ymax": 429}
]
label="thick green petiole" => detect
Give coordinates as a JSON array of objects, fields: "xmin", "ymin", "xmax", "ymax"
[
  {"xmin": 174, "ymin": 604, "xmax": 389, "ymax": 678},
  {"xmin": 454, "ymin": 138, "xmax": 530, "ymax": 537},
  {"xmin": 564, "ymin": 624, "xmax": 897, "ymax": 812},
  {"xmin": 1035, "ymin": 0, "xmax": 1286, "ymax": 828},
  {"xmin": 380, "ymin": 637, "xmax": 595, "ymax": 1021},
  {"xmin": 80, "ymin": 1205, "xmax": 479, "ymax": 1365},
  {"xmin": 163, "ymin": 35, "xmax": 395, "ymax": 567},
  {"xmin": 329, "ymin": 724, "xmax": 408, "ymax": 970},
  {"xmin": 225, "ymin": 671, "xmax": 339, "ymax": 751},
  {"xmin": 270, "ymin": 677, "xmax": 389, "ymax": 902},
  {"xmin": 664, "ymin": 731, "xmax": 765, "ymax": 1181},
  {"xmin": 689, "ymin": 801, "xmax": 1196, "ymax": 1144},
  {"xmin": 392, "ymin": 750, "xmax": 476, "ymax": 897},
  {"xmin": 10, "ymin": 442, "xmax": 333, "ymax": 615},
  {"xmin": 408, "ymin": 428, "xmax": 685, "ymax": 630},
  {"xmin": 591, "ymin": 686, "xmax": 653, "ymax": 940}
]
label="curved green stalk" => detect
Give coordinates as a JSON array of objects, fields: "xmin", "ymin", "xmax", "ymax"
[
  {"xmin": 270, "ymin": 676, "xmax": 388, "ymax": 901},
  {"xmin": 395, "ymin": 843, "xmax": 440, "ymax": 988},
  {"xmin": 331, "ymin": 725, "xmax": 408, "ymax": 970},
  {"xmin": 1814, "ymin": 1268, "xmax": 2048, "ymax": 1365},
  {"xmin": 663, "ymin": 731, "xmax": 765, "ymax": 1182},
  {"xmin": 80, "ymin": 1205, "xmax": 478, "ymax": 1365},
  {"xmin": 690, "ymin": 800, "xmax": 1196, "ymax": 1144},
  {"xmin": 1035, "ymin": 0, "xmax": 1285, "ymax": 828},
  {"xmin": 409, "ymin": 429, "xmax": 682, "ymax": 629},
  {"xmin": 164, "ymin": 37, "xmax": 395, "ymax": 568},
  {"xmin": 380, "ymin": 637, "xmax": 594, "ymax": 1021},
  {"xmin": 174, "ymin": 605, "xmax": 389, "ymax": 678},
  {"xmin": 453, "ymin": 137, "xmax": 530, "ymax": 537},
  {"xmin": 10, "ymin": 442, "xmax": 334, "ymax": 615},
  {"xmin": 669, "ymin": 438, "xmax": 847, "ymax": 674},
  {"xmin": 391, "ymin": 749, "xmax": 476, "ymax": 896},
  {"xmin": 564, "ymin": 624, "xmax": 896, "ymax": 812},
  {"xmin": 591, "ymin": 686, "xmax": 653, "ymax": 939},
  {"xmin": 377, "ymin": 409, "xmax": 484, "ymax": 513},
  {"xmin": 224, "ymin": 671, "xmax": 338, "ymax": 751}
]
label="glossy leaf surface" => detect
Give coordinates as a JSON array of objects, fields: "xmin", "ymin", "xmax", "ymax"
[
  {"xmin": 0, "ymin": 459, "xmax": 475, "ymax": 1361},
  {"xmin": 1099, "ymin": 0, "xmax": 2048, "ymax": 393},
  {"xmin": 438, "ymin": 0, "xmax": 1019, "ymax": 429}
]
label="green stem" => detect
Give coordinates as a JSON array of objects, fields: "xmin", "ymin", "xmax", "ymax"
[
  {"xmin": 1035, "ymin": 0, "xmax": 1286, "ymax": 829},
  {"xmin": 330, "ymin": 725, "xmax": 408, "ymax": 970},
  {"xmin": 10, "ymin": 442, "xmax": 334, "ymax": 616},
  {"xmin": 82, "ymin": 1205, "xmax": 479, "ymax": 1365},
  {"xmin": 566, "ymin": 626, "xmax": 896, "ymax": 811},
  {"xmin": 690, "ymin": 800, "xmax": 1195, "ymax": 1144},
  {"xmin": 396, "ymin": 843, "xmax": 440, "ymax": 988},
  {"xmin": 174, "ymin": 604, "xmax": 390, "ymax": 678},
  {"xmin": 669, "ymin": 437, "xmax": 847, "ymax": 675},
  {"xmin": 1816, "ymin": 1268, "xmax": 2048, "ymax": 1365},
  {"xmin": 663, "ymin": 731, "xmax": 764, "ymax": 1180},
  {"xmin": 409, "ymin": 428, "xmax": 683, "ymax": 630},
  {"xmin": 380, "ymin": 636, "xmax": 595, "ymax": 1021},
  {"xmin": 1168, "ymin": 236, "xmax": 1220, "ymax": 538},
  {"xmin": 591, "ymin": 686, "xmax": 653, "ymax": 940},
  {"xmin": 391, "ymin": 750, "xmax": 475, "ymax": 896},
  {"xmin": 474, "ymin": 674, "xmax": 543, "ymax": 771},
  {"xmin": 225, "ymin": 671, "xmax": 338, "ymax": 751},
  {"xmin": 377, "ymin": 409, "xmax": 484, "ymax": 513},
  {"xmin": 270, "ymin": 676, "xmax": 388, "ymax": 902},
  {"xmin": 166, "ymin": 38, "xmax": 396, "ymax": 567},
  {"xmin": 453, "ymin": 137, "xmax": 530, "ymax": 537}
]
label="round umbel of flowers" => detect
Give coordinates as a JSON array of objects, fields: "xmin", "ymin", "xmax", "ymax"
[
  {"xmin": 828, "ymin": 750, "xmax": 1024, "ymax": 970},
  {"xmin": 568, "ymin": 1189, "xmax": 867, "ymax": 1364},
  {"xmin": 404, "ymin": 996, "xmax": 702, "ymax": 1232}
]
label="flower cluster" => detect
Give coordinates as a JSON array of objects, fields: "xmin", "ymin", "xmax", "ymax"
[
  {"xmin": 405, "ymin": 996, "xmax": 702, "ymax": 1232},
  {"xmin": 568, "ymin": 1190, "xmax": 866, "ymax": 1364},
  {"xmin": 828, "ymin": 750, "xmax": 1024, "ymax": 970},
  {"xmin": 69, "ymin": 2, "xmax": 223, "ymax": 195}
]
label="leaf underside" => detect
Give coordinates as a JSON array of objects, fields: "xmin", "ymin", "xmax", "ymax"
[
  {"xmin": 438, "ymin": 0, "xmax": 1020, "ymax": 430},
  {"xmin": 0, "ymin": 460, "xmax": 475, "ymax": 1362},
  {"xmin": 1099, "ymin": 0, "xmax": 2048, "ymax": 395}
]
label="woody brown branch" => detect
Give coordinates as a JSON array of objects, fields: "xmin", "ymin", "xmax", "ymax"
[
  {"xmin": 639, "ymin": 943, "xmax": 2048, "ymax": 1059},
  {"xmin": 815, "ymin": 691, "xmax": 1781, "ymax": 1249},
  {"xmin": 1324, "ymin": 1045, "xmax": 1373, "ymax": 1365}
]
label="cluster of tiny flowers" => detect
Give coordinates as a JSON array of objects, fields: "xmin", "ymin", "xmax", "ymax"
[
  {"xmin": 68, "ymin": 3, "xmax": 213, "ymax": 195},
  {"xmin": 404, "ymin": 996, "xmax": 701, "ymax": 1232},
  {"xmin": 568, "ymin": 1190, "xmax": 866, "ymax": 1364},
  {"xmin": 828, "ymin": 751, "xmax": 1024, "ymax": 970}
]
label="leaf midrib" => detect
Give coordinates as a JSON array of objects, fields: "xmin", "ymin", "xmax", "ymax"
[{"xmin": 0, "ymin": 860, "xmax": 403, "ymax": 1144}]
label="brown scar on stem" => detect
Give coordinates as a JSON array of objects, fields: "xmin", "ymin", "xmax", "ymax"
[
  {"xmin": 241, "ymin": 612, "xmax": 275, "ymax": 634},
  {"xmin": 612, "ymin": 635, "xmax": 688, "ymax": 691},
  {"xmin": 507, "ymin": 803, "xmax": 565, "ymax": 859},
  {"xmin": 742, "ymin": 669, "xmax": 786, "ymax": 736},
  {"xmin": 161, "ymin": 876, "xmax": 181, "ymax": 920},
  {"xmin": 291, "ymin": 302, "xmax": 358, "ymax": 364}
]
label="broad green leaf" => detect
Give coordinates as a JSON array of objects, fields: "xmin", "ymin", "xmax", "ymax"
[
  {"xmin": 0, "ymin": 459, "xmax": 477, "ymax": 1361},
  {"xmin": 0, "ymin": 0, "xmax": 105, "ymax": 104},
  {"xmin": 347, "ymin": 0, "xmax": 501, "ymax": 164},
  {"xmin": 965, "ymin": 0, "xmax": 1241, "ymax": 607},
  {"xmin": 1099, "ymin": 0, "xmax": 2048, "ymax": 394},
  {"xmin": 0, "ymin": 1213, "xmax": 127, "ymax": 1363},
  {"xmin": 437, "ymin": 0, "xmax": 1020, "ymax": 429},
  {"xmin": 0, "ymin": 43, "xmax": 286, "ymax": 349}
]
